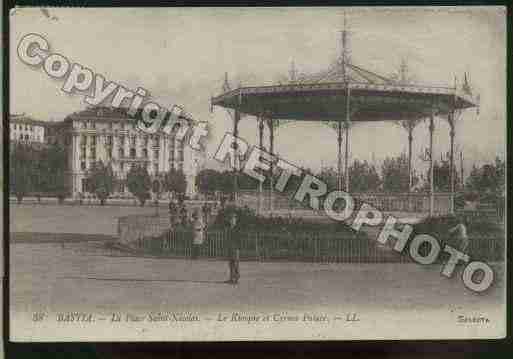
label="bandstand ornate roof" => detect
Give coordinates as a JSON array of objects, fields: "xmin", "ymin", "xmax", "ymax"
[{"xmin": 211, "ymin": 26, "xmax": 478, "ymax": 122}]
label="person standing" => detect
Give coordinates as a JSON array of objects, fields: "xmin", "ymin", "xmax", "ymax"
[
  {"xmin": 180, "ymin": 204, "xmax": 188, "ymax": 228},
  {"xmin": 192, "ymin": 210, "xmax": 205, "ymax": 259},
  {"xmin": 169, "ymin": 200, "xmax": 178, "ymax": 228},
  {"xmin": 202, "ymin": 202, "xmax": 211, "ymax": 225},
  {"xmin": 226, "ymin": 211, "xmax": 240, "ymax": 284}
]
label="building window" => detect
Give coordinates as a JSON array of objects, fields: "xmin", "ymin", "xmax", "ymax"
[
  {"xmin": 142, "ymin": 148, "xmax": 148, "ymax": 158},
  {"xmin": 106, "ymin": 136, "xmax": 113, "ymax": 146},
  {"xmin": 143, "ymin": 136, "xmax": 149, "ymax": 147},
  {"xmin": 153, "ymin": 164, "xmax": 158, "ymax": 174},
  {"xmin": 118, "ymin": 147, "xmax": 124, "ymax": 158},
  {"xmin": 130, "ymin": 135, "xmax": 136, "ymax": 147},
  {"xmin": 154, "ymin": 149, "xmax": 159, "ymax": 160},
  {"xmin": 130, "ymin": 148, "xmax": 136, "ymax": 159},
  {"xmin": 91, "ymin": 136, "xmax": 97, "ymax": 146},
  {"xmin": 152, "ymin": 136, "xmax": 159, "ymax": 147},
  {"xmin": 81, "ymin": 161, "xmax": 86, "ymax": 171},
  {"xmin": 25, "ymin": 134, "xmax": 29, "ymax": 141}
]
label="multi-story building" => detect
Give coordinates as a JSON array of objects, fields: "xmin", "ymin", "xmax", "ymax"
[
  {"xmin": 9, "ymin": 113, "xmax": 47, "ymax": 143},
  {"xmin": 51, "ymin": 106, "xmax": 200, "ymax": 198}
]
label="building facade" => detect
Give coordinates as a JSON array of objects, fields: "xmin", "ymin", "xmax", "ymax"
[
  {"xmin": 54, "ymin": 107, "xmax": 200, "ymax": 198},
  {"xmin": 9, "ymin": 113, "xmax": 47, "ymax": 143}
]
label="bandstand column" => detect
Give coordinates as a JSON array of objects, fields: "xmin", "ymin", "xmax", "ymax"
[
  {"xmin": 258, "ymin": 117, "xmax": 264, "ymax": 214},
  {"xmin": 268, "ymin": 118, "xmax": 275, "ymax": 214},
  {"xmin": 233, "ymin": 109, "xmax": 241, "ymax": 203},
  {"xmin": 448, "ymin": 111, "xmax": 455, "ymax": 214},
  {"xmin": 408, "ymin": 125, "xmax": 413, "ymax": 192},
  {"xmin": 429, "ymin": 110, "xmax": 435, "ymax": 216},
  {"xmin": 344, "ymin": 84, "xmax": 351, "ymax": 193},
  {"xmin": 337, "ymin": 118, "xmax": 343, "ymax": 191}
]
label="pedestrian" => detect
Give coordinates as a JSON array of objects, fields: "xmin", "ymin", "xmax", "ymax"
[
  {"xmin": 169, "ymin": 200, "xmax": 177, "ymax": 226},
  {"xmin": 202, "ymin": 202, "xmax": 211, "ymax": 224},
  {"xmin": 448, "ymin": 216, "xmax": 469, "ymax": 253},
  {"xmin": 225, "ymin": 211, "xmax": 240, "ymax": 284},
  {"xmin": 180, "ymin": 204, "xmax": 188, "ymax": 227},
  {"xmin": 191, "ymin": 210, "xmax": 205, "ymax": 259}
]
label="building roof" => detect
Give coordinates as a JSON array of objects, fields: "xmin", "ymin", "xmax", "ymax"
[
  {"xmin": 9, "ymin": 114, "xmax": 48, "ymax": 127},
  {"xmin": 292, "ymin": 59, "xmax": 395, "ymax": 86},
  {"xmin": 64, "ymin": 106, "xmax": 138, "ymax": 122},
  {"xmin": 64, "ymin": 105, "xmax": 195, "ymax": 127}
]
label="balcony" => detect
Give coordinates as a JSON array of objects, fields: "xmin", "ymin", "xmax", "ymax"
[{"xmin": 114, "ymin": 156, "xmax": 150, "ymax": 163}]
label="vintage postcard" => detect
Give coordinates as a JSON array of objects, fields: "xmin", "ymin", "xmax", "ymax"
[{"xmin": 9, "ymin": 6, "xmax": 506, "ymax": 341}]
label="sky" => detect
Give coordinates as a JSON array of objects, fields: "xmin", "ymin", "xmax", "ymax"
[{"xmin": 10, "ymin": 6, "xmax": 506, "ymax": 178}]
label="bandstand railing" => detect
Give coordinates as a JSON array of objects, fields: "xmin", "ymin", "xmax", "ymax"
[{"xmin": 236, "ymin": 190, "xmax": 452, "ymax": 215}]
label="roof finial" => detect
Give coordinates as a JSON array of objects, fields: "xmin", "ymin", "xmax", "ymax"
[
  {"xmin": 289, "ymin": 59, "xmax": 297, "ymax": 82},
  {"xmin": 222, "ymin": 72, "xmax": 230, "ymax": 92},
  {"xmin": 399, "ymin": 59, "xmax": 408, "ymax": 84},
  {"xmin": 462, "ymin": 72, "xmax": 472, "ymax": 95},
  {"xmin": 339, "ymin": 11, "xmax": 351, "ymax": 80}
]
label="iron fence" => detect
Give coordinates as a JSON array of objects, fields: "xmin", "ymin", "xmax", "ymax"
[{"xmin": 128, "ymin": 228, "xmax": 504, "ymax": 263}]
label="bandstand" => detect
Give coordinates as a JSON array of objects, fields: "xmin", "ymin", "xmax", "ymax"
[{"xmin": 211, "ymin": 24, "xmax": 479, "ymax": 217}]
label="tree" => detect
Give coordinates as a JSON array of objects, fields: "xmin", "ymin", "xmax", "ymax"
[
  {"xmin": 317, "ymin": 167, "xmax": 338, "ymax": 191},
  {"xmin": 126, "ymin": 164, "xmax": 152, "ymax": 206},
  {"xmin": 317, "ymin": 162, "xmax": 381, "ymax": 193},
  {"xmin": 40, "ymin": 142, "xmax": 68, "ymax": 202},
  {"xmin": 10, "ymin": 142, "xmax": 69, "ymax": 203},
  {"xmin": 217, "ymin": 170, "xmax": 236, "ymax": 203},
  {"xmin": 196, "ymin": 169, "xmax": 241, "ymax": 205},
  {"xmin": 86, "ymin": 161, "xmax": 115, "ymax": 205},
  {"xmin": 196, "ymin": 169, "xmax": 220, "ymax": 194},
  {"xmin": 11, "ymin": 161, "xmax": 33, "ymax": 204},
  {"xmin": 164, "ymin": 168, "xmax": 187, "ymax": 200},
  {"xmin": 424, "ymin": 159, "xmax": 460, "ymax": 192},
  {"xmin": 466, "ymin": 156, "xmax": 505, "ymax": 200},
  {"xmin": 382, "ymin": 153, "xmax": 419, "ymax": 192},
  {"xmin": 237, "ymin": 171, "xmax": 260, "ymax": 190},
  {"xmin": 349, "ymin": 160, "xmax": 381, "ymax": 192},
  {"xmin": 10, "ymin": 143, "xmax": 36, "ymax": 203}
]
